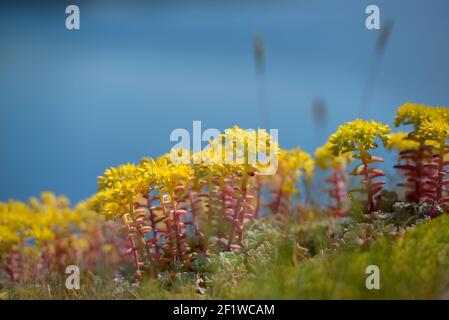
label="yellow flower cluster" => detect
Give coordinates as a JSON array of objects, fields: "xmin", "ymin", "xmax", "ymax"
[
  {"xmin": 92, "ymin": 126, "xmax": 282, "ymax": 219},
  {"xmin": 1, "ymin": 193, "xmax": 122, "ymax": 284},
  {"xmin": 391, "ymin": 103, "xmax": 449, "ymax": 205},
  {"xmin": 329, "ymin": 119, "xmax": 391, "ymax": 157},
  {"xmin": 278, "ymin": 148, "xmax": 314, "ymax": 194},
  {"xmin": 91, "ymin": 158, "xmax": 193, "ymax": 219},
  {"xmin": 142, "ymin": 157, "xmax": 193, "ymax": 191},
  {"xmin": 394, "ymin": 103, "xmax": 449, "ymax": 149},
  {"xmin": 98, "ymin": 163, "xmax": 142, "ymax": 190},
  {"xmin": 394, "ymin": 103, "xmax": 436, "ymax": 128},
  {"xmin": 201, "ymin": 125, "xmax": 279, "ymax": 173},
  {"xmin": 0, "ymin": 202, "xmax": 31, "ymax": 247},
  {"xmin": 386, "ymin": 132, "xmax": 420, "ymax": 151},
  {"xmin": 0, "ymin": 192, "xmax": 104, "ymax": 250},
  {"xmin": 314, "ymin": 142, "xmax": 353, "ymax": 171},
  {"xmin": 395, "ymin": 102, "xmax": 449, "ymax": 133},
  {"xmin": 416, "ymin": 117, "xmax": 449, "ymax": 144},
  {"xmin": 1, "ymin": 194, "xmax": 58, "ymax": 248},
  {"xmin": 91, "ymin": 163, "xmax": 147, "ymax": 220}
]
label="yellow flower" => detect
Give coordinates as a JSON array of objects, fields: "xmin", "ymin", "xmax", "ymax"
[
  {"xmin": 329, "ymin": 119, "xmax": 391, "ymax": 156},
  {"xmin": 27, "ymin": 225, "xmax": 54, "ymax": 242},
  {"xmin": 98, "ymin": 163, "xmax": 140, "ymax": 191},
  {"xmin": 147, "ymin": 157, "xmax": 193, "ymax": 191},
  {"xmin": 395, "ymin": 102, "xmax": 449, "ymax": 130},
  {"xmin": 278, "ymin": 148, "xmax": 314, "ymax": 194},
  {"xmin": 93, "ymin": 156, "xmax": 194, "ymax": 219},
  {"xmin": 0, "ymin": 225, "xmax": 21, "ymax": 247},
  {"xmin": 218, "ymin": 125, "xmax": 278, "ymax": 172},
  {"xmin": 92, "ymin": 162, "xmax": 154, "ymax": 219},
  {"xmin": 415, "ymin": 117, "xmax": 449, "ymax": 144},
  {"xmin": 315, "ymin": 142, "xmax": 352, "ymax": 171},
  {"xmin": 434, "ymin": 106, "xmax": 449, "ymax": 122},
  {"xmin": 395, "ymin": 103, "xmax": 434, "ymax": 128},
  {"xmin": 0, "ymin": 193, "xmax": 117, "ymax": 283},
  {"xmin": 386, "ymin": 131, "xmax": 420, "ymax": 151},
  {"xmin": 1, "ymin": 193, "xmax": 106, "ymax": 252}
]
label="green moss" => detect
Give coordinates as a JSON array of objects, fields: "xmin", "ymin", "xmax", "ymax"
[
  {"xmin": 223, "ymin": 214, "xmax": 449, "ymax": 299},
  {"xmin": 4, "ymin": 215, "xmax": 449, "ymax": 300}
]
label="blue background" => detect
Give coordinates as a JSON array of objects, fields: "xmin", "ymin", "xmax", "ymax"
[{"xmin": 1, "ymin": 0, "xmax": 448, "ymax": 203}]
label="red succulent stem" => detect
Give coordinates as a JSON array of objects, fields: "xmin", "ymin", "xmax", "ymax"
[
  {"xmin": 271, "ymin": 175, "xmax": 285, "ymax": 214},
  {"xmin": 227, "ymin": 172, "xmax": 248, "ymax": 250},
  {"xmin": 254, "ymin": 176, "xmax": 262, "ymax": 218},
  {"xmin": 5, "ymin": 249, "xmax": 21, "ymax": 283},
  {"xmin": 187, "ymin": 190, "xmax": 201, "ymax": 237},
  {"xmin": 358, "ymin": 150, "xmax": 386, "ymax": 213},
  {"xmin": 207, "ymin": 175, "xmax": 214, "ymax": 231},
  {"xmin": 220, "ymin": 178, "xmax": 235, "ymax": 248},
  {"xmin": 187, "ymin": 188, "xmax": 207, "ymax": 253},
  {"xmin": 394, "ymin": 142, "xmax": 438, "ymax": 204},
  {"xmin": 395, "ymin": 149, "xmax": 418, "ymax": 203},
  {"xmin": 123, "ymin": 212, "xmax": 143, "ymax": 281},
  {"xmin": 218, "ymin": 177, "xmax": 227, "ymax": 242},
  {"xmin": 417, "ymin": 142, "xmax": 424, "ymax": 201},
  {"xmin": 159, "ymin": 191, "xmax": 175, "ymax": 263},
  {"xmin": 146, "ymin": 195, "xmax": 161, "ymax": 260},
  {"xmin": 436, "ymin": 140, "xmax": 447, "ymax": 202},
  {"xmin": 133, "ymin": 204, "xmax": 150, "ymax": 244},
  {"xmin": 165, "ymin": 186, "xmax": 192, "ymax": 264},
  {"xmin": 237, "ymin": 174, "xmax": 249, "ymax": 244},
  {"xmin": 169, "ymin": 191, "xmax": 183, "ymax": 261},
  {"xmin": 360, "ymin": 152, "xmax": 375, "ymax": 212},
  {"xmin": 333, "ymin": 169, "xmax": 342, "ymax": 210},
  {"xmin": 326, "ymin": 166, "xmax": 349, "ymax": 217}
]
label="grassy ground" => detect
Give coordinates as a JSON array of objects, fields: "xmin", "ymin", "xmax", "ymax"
[
  {"xmin": 223, "ymin": 214, "xmax": 449, "ymax": 299},
  {"xmin": 3, "ymin": 214, "xmax": 449, "ymax": 300}
]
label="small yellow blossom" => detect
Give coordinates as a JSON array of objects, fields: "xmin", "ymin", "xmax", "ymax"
[
  {"xmin": 278, "ymin": 148, "xmax": 314, "ymax": 194},
  {"xmin": 329, "ymin": 119, "xmax": 391, "ymax": 157},
  {"xmin": 395, "ymin": 102, "xmax": 449, "ymax": 130},
  {"xmin": 386, "ymin": 131, "xmax": 420, "ymax": 151},
  {"xmin": 415, "ymin": 117, "xmax": 449, "ymax": 144},
  {"xmin": 395, "ymin": 103, "xmax": 434, "ymax": 128},
  {"xmin": 315, "ymin": 142, "xmax": 352, "ymax": 171}
]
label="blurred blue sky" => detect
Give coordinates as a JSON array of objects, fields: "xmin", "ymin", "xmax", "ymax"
[{"xmin": 1, "ymin": 0, "xmax": 448, "ymax": 202}]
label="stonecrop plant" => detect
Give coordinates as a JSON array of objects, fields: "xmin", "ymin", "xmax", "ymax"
[
  {"xmin": 386, "ymin": 131, "xmax": 420, "ymax": 153},
  {"xmin": 393, "ymin": 103, "xmax": 449, "ymax": 212},
  {"xmin": 88, "ymin": 126, "xmax": 321, "ymax": 281},
  {"xmin": 265, "ymin": 147, "xmax": 314, "ymax": 218},
  {"xmin": 0, "ymin": 193, "xmax": 122, "ymax": 287},
  {"xmin": 328, "ymin": 119, "xmax": 391, "ymax": 213},
  {"xmin": 87, "ymin": 109, "xmax": 449, "ymax": 282},
  {"xmin": 2, "ymin": 102, "xmax": 449, "ymax": 297},
  {"xmin": 315, "ymin": 142, "xmax": 352, "ymax": 217}
]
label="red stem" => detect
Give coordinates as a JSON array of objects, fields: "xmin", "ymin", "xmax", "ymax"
[
  {"xmin": 271, "ymin": 175, "xmax": 285, "ymax": 214},
  {"xmin": 254, "ymin": 176, "xmax": 262, "ymax": 218},
  {"xmin": 146, "ymin": 196, "xmax": 161, "ymax": 259},
  {"xmin": 360, "ymin": 153, "xmax": 375, "ymax": 212},
  {"xmin": 227, "ymin": 173, "xmax": 248, "ymax": 250},
  {"xmin": 124, "ymin": 213, "xmax": 142, "ymax": 281},
  {"xmin": 437, "ymin": 141, "xmax": 446, "ymax": 202},
  {"xmin": 416, "ymin": 142, "xmax": 424, "ymax": 202}
]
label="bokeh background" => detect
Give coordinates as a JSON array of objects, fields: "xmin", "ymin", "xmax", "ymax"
[{"xmin": 1, "ymin": 0, "xmax": 448, "ymax": 202}]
